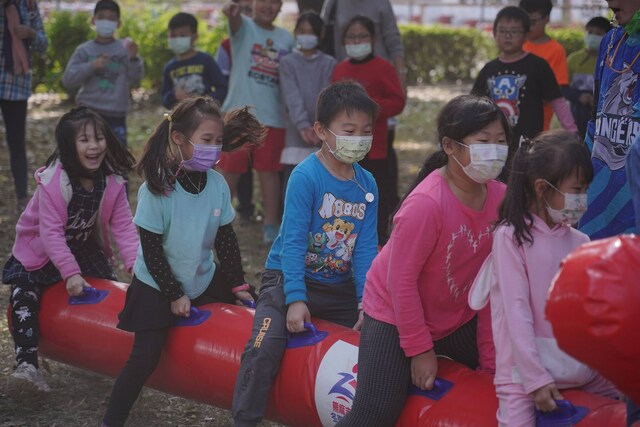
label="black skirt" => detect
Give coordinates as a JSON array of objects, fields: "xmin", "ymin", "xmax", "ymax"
[{"xmin": 117, "ymin": 271, "xmax": 252, "ymax": 332}]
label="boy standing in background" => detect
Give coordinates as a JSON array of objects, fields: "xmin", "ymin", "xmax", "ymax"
[
  {"xmin": 161, "ymin": 12, "xmax": 227, "ymax": 109},
  {"xmin": 566, "ymin": 17, "xmax": 612, "ymax": 139},
  {"xmin": 519, "ymin": 0, "xmax": 569, "ymax": 131},
  {"xmin": 62, "ymin": 0, "xmax": 143, "ymax": 147},
  {"xmin": 219, "ymin": 0, "xmax": 294, "ymax": 243}
]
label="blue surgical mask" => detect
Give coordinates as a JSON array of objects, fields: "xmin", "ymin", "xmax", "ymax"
[
  {"xmin": 168, "ymin": 36, "xmax": 192, "ymax": 55},
  {"xmin": 296, "ymin": 34, "xmax": 318, "ymax": 50},
  {"xmin": 95, "ymin": 19, "xmax": 118, "ymax": 38},
  {"xmin": 345, "ymin": 43, "xmax": 372, "ymax": 60},
  {"xmin": 584, "ymin": 34, "xmax": 603, "ymax": 51}
]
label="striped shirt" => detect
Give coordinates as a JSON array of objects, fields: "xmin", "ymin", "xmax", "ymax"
[{"xmin": 0, "ymin": 0, "xmax": 48, "ymax": 101}]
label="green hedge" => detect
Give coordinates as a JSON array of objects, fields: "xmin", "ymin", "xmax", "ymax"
[
  {"xmin": 400, "ymin": 24, "xmax": 585, "ymax": 85},
  {"xmin": 33, "ymin": 9, "xmax": 226, "ymax": 94},
  {"xmin": 32, "ymin": 13, "xmax": 584, "ymax": 93}
]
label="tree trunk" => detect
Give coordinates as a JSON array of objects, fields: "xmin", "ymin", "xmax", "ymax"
[{"xmin": 297, "ymin": 0, "xmax": 325, "ymax": 14}]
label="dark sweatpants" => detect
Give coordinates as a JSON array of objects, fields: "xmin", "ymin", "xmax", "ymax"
[{"xmin": 232, "ymin": 269, "xmax": 358, "ymax": 427}]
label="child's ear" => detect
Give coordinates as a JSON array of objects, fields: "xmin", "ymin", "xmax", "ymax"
[
  {"xmin": 441, "ymin": 137, "xmax": 455, "ymax": 155},
  {"xmin": 313, "ymin": 121, "xmax": 326, "ymax": 142},
  {"xmin": 192, "ymin": 33, "xmax": 199, "ymax": 43},
  {"xmin": 533, "ymin": 178, "xmax": 549, "ymax": 198},
  {"xmin": 171, "ymin": 130, "xmax": 186, "ymax": 146},
  {"xmin": 117, "ymin": 19, "xmax": 122, "ymax": 28}
]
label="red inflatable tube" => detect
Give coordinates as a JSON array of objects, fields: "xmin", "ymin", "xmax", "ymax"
[
  {"xmin": 8, "ymin": 279, "xmax": 626, "ymax": 426},
  {"xmin": 547, "ymin": 234, "xmax": 640, "ymax": 404}
]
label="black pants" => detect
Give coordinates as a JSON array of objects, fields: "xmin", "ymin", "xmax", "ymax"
[
  {"xmin": 9, "ymin": 282, "xmax": 47, "ymax": 368},
  {"xmin": 103, "ymin": 277, "xmax": 241, "ymax": 427},
  {"xmin": 232, "ymin": 270, "xmax": 358, "ymax": 427},
  {"xmin": 0, "ymin": 99, "xmax": 28, "ymax": 200},
  {"xmin": 337, "ymin": 314, "xmax": 478, "ymax": 426}
]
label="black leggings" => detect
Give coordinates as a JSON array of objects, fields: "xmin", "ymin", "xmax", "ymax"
[
  {"xmin": 103, "ymin": 328, "xmax": 167, "ymax": 427},
  {"xmin": 0, "ymin": 100, "xmax": 28, "ymax": 199},
  {"xmin": 337, "ymin": 314, "xmax": 478, "ymax": 426}
]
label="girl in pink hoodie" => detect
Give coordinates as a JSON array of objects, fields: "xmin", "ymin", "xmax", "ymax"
[
  {"xmin": 478, "ymin": 131, "xmax": 618, "ymax": 426},
  {"xmin": 3, "ymin": 106, "xmax": 138, "ymax": 394}
]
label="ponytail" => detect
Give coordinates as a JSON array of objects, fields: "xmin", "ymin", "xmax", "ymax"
[
  {"xmin": 222, "ymin": 106, "xmax": 267, "ymax": 152},
  {"xmin": 136, "ymin": 118, "xmax": 174, "ymax": 195},
  {"xmin": 497, "ymin": 139, "xmax": 535, "ymax": 246}
]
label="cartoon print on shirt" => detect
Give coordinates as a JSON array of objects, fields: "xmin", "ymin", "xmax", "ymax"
[
  {"xmin": 446, "ymin": 224, "xmax": 492, "ymax": 300},
  {"xmin": 248, "ymin": 38, "xmax": 288, "ymax": 87},
  {"xmin": 305, "ymin": 195, "xmax": 363, "ymax": 277},
  {"xmin": 90, "ymin": 53, "xmax": 129, "ymax": 93},
  {"xmin": 487, "ymin": 73, "xmax": 527, "ymax": 127},
  {"xmin": 593, "ymin": 69, "xmax": 640, "ymax": 170}
]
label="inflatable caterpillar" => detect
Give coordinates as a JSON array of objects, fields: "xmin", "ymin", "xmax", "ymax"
[{"xmin": 8, "ymin": 277, "xmax": 627, "ymax": 426}]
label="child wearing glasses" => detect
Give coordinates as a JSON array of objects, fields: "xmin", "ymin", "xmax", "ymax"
[{"xmin": 472, "ymin": 6, "xmax": 576, "ymax": 181}]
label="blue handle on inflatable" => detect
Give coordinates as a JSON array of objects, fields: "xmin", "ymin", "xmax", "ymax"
[
  {"xmin": 175, "ymin": 307, "xmax": 212, "ymax": 327},
  {"xmin": 408, "ymin": 377, "xmax": 454, "ymax": 401},
  {"xmin": 536, "ymin": 399, "xmax": 589, "ymax": 427},
  {"xmin": 68, "ymin": 286, "xmax": 109, "ymax": 305},
  {"xmin": 241, "ymin": 299, "xmax": 256, "ymax": 309},
  {"xmin": 287, "ymin": 322, "xmax": 329, "ymax": 348}
]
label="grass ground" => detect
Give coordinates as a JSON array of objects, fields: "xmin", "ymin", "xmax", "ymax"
[{"xmin": 0, "ymin": 83, "xmax": 470, "ymax": 426}]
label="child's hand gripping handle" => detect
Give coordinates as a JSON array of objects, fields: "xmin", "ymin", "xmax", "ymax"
[
  {"xmin": 175, "ymin": 306, "xmax": 212, "ymax": 327},
  {"xmin": 535, "ymin": 399, "xmax": 589, "ymax": 427},
  {"xmin": 68, "ymin": 286, "xmax": 109, "ymax": 305},
  {"xmin": 286, "ymin": 322, "xmax": 329, "ymax": 348}
]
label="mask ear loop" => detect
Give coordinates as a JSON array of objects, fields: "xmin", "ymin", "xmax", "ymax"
[{"xmin": 164, "ymin": 112, "xmax": 185, "ymax": 177}]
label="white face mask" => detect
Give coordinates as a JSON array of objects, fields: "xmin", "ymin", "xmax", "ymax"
[
  {"xmin": 168, "ymin": 36, "xmax": 192, "ymax": 55},
  {"xmin": 584, "ymin": 33, "xmax": 604, "ymax": 50},
  {"xmin": 345, "ymin": 43, "xmax": 372, "ymax": 60},
  {"xmin": 452, "ymin": 141, "xmax": 508, "ymax": 183},
  {"xmin": 296, "ymin": 34, "xmax": 318, "ymax": 50},
  {"xmin": 326, "ymin": 128, "xmax": 373, "ymax": 164},
  {"xmin": 544, "ymin": 180, "xmax": 588, "ymax": 225},
  {"xmin": 95, "ymin": 19, "xmax": 118, "ymax": 37}
]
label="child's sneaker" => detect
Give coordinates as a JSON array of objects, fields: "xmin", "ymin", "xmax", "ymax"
[
  {"xmin": 7, "ymin": 362, "xmax": 50, "ymax": 394},
  {"xmin": 263, "ymin": 224, "xmax": 279, "ymax": 244}
]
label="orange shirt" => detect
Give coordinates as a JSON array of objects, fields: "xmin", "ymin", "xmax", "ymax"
[{"xmin": 524, "ymin": 38, "xmax": 569, "ymax": 130}]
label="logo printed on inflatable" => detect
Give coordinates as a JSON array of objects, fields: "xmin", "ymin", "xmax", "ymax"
[{"xmin": 314, "ymin": 340, "xmax": 359, "ymax": 426}]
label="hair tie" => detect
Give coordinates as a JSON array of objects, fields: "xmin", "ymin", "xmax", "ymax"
[{"xmin": 164, "ymin": 112, "xmax": 172, "ymax": 122}]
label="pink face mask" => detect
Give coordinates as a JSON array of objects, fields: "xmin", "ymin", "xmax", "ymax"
[{"xmin": 179, "ymin": 139, "xmax": 222, "ymax": 172}]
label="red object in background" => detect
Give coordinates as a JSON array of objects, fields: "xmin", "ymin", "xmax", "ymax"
[
  {"xmin": 7, "ymin": 279, "xmax": 627, "ymax": 426},
  {"xmin": 548, "ymin": 234, "xmax": 640, "ymax": 404}
]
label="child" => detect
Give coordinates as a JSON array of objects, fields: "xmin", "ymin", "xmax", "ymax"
[
  {"xmin": 161, "ymin": 12, "xmax": 227, "ymax": 109},
  {"xmin": 566, "ymin": 17, "xmax": 612, "ymax": 139},
  {"xmin": 3, "ymin": 106, "xmax": 138, "ymax": 393},
  {"xmin": 472, "ymin": 6, "xmax": 576, "ymax": 178},
  {"xmin": 215, "ymin": 0, "xmax": 256, "ymax": 226},
  {"xmin": 486, "ymin": 131, "xmax": 618, "ymax": 426},
  {"xmin": 101, "ymin": 96, "xmax": 264, "ymax": 426},
  {"xmin": 232, "ymin": 81, "xmax": 379, "ymax": 427},
  {"xmin": 332, "ymin": 14, "xmax": 405, "ymax": 246},
  {"xmin": 520, "ymin": 0, "xmax": 570, "ymax": 131},
  {"xmin": 280, "ymin": 11, "xmax": 336, "ymax": 193},
  {"xmin": 219, "ymin": 0, "xmax": 294, "ymax": 243},
  {"xmin": 61, "ymin": 0, "xmax": 143, "ymax": 147},
  {"xmin": 338, "ymin": 95, "xmax": 508, "ymax": 426}
]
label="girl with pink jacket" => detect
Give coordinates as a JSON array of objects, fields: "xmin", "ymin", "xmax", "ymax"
[
  {"xmin": 3, "ymin": 106, "xmax": 138, "ymax": 394},
  {"xmin": 471, "ymin": 131, "xmax": 618, "ymax": 426}
]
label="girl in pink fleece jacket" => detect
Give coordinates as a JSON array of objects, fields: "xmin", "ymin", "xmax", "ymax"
[
  {"xmin": 3, "ymin": 106, "xmax": 138, "ymax": 394},
  {"xmin": 339, "ymin": 95, "xmax": 509, "ymax": 426},
  {"xmin": 478, "ymin": 131, "xmax": 618, "ymax": 426}
]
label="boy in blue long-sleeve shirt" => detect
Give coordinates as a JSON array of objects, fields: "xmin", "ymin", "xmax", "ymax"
[
  {"xmin": 161, "ymin": 12, "xmax": 227, "ymax": 109},
  {"xmin": 232, "ymin": 81, "xmax": 379, "ymax": 427}
]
